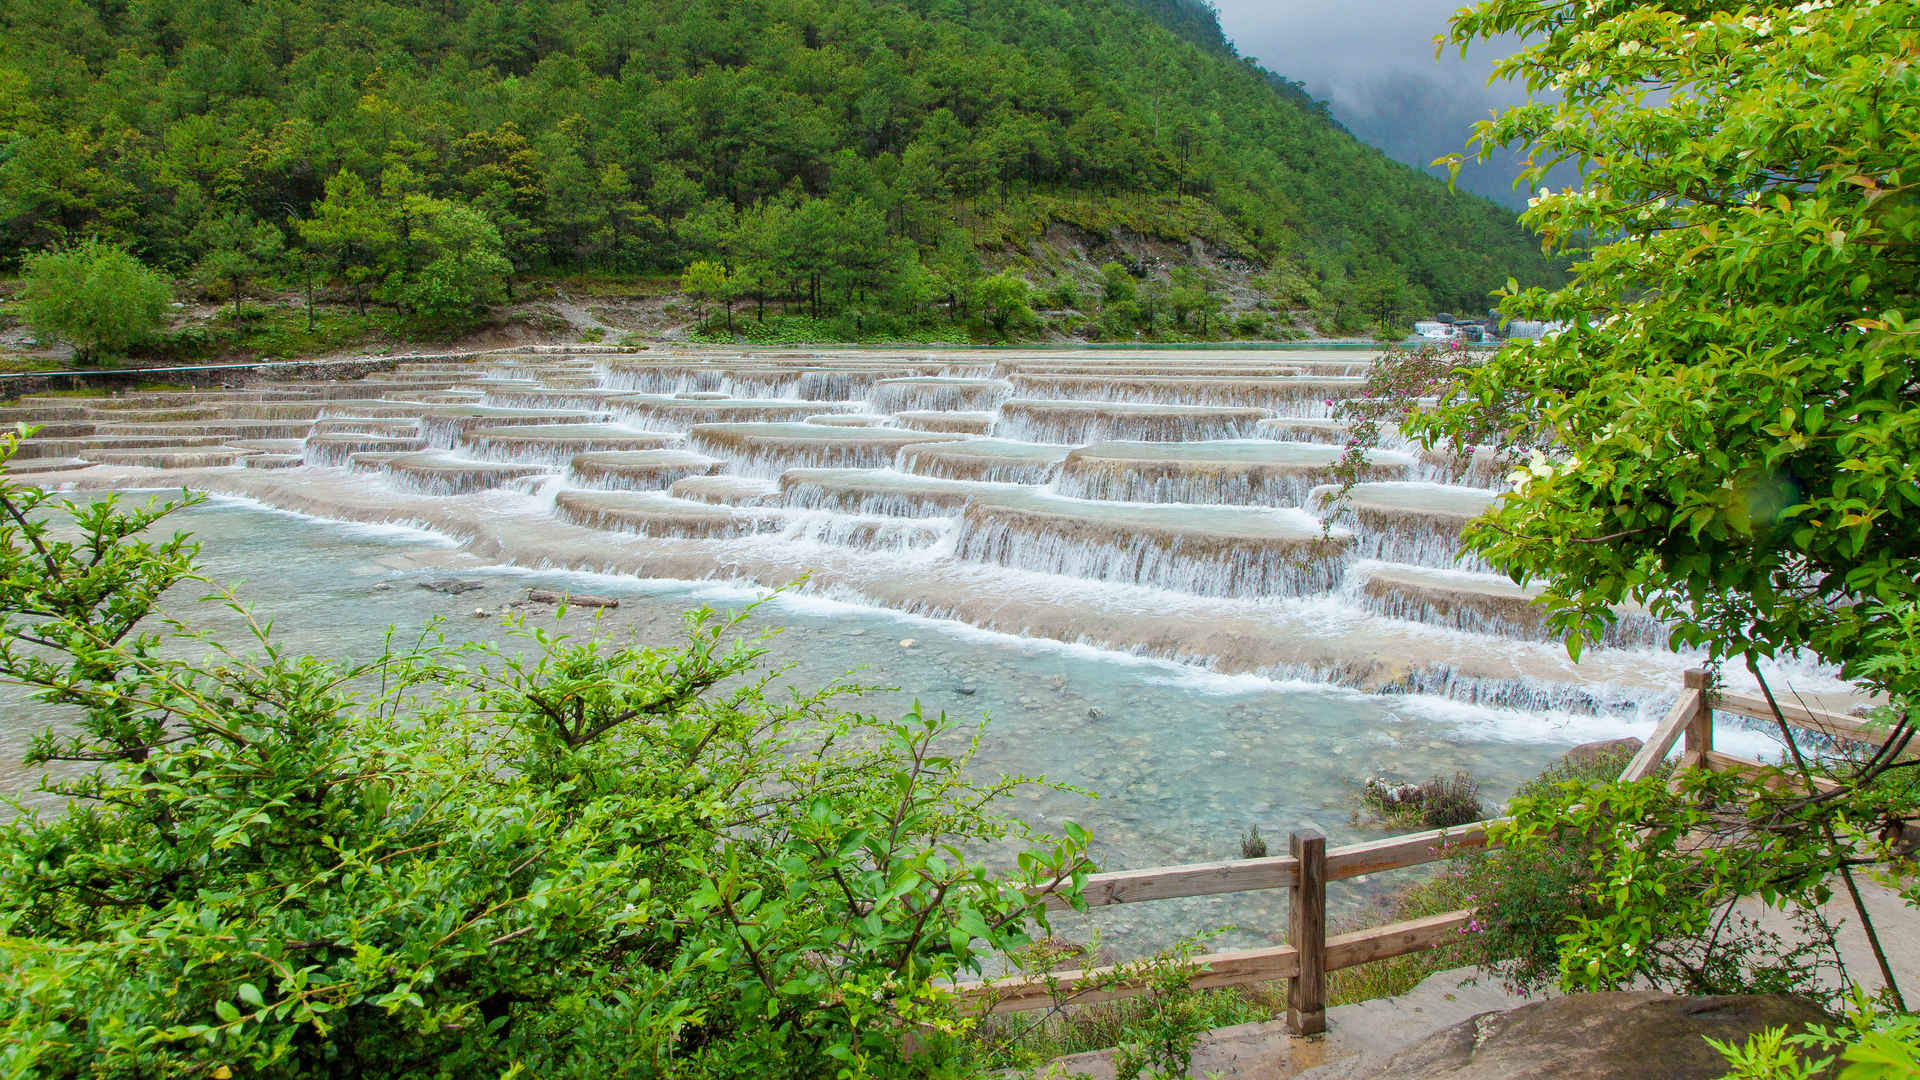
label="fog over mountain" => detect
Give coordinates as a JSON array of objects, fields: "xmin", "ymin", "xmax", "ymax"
[{"xmin": 1212, "ymin": 0, "xmax": 1545, "ymax": 209}]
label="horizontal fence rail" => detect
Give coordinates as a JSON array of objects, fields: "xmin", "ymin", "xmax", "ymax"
[{"xmin": 959, "ymin": 670, "xmax": 1889, "ymax": 1030}]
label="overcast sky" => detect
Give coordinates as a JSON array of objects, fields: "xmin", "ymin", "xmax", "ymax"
[{"xmin": 1210, "ymin": 0, "xmax": 1539, "ymax": 206}]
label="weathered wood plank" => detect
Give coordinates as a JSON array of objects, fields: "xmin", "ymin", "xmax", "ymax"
[
  {"xmin": 1324, "ymin": 820, "xmax": 1494, "ymax": 882},
  {"xmin": 1326, "ymin": 909, "xmax": 1476, "ymax": 971},
  {"xmin": 1711, "ymin": 691, "xmax": 1911, "ymax": 757},
  {"xmin": 1042, "ymin": 854, "xmax": 1301, "ymax": 910},
  {"xmin": 1621, "ymin": 688, "xmax": 1706, "ymax": 781},
  {"xmin": 1681, "ymin": 670, "xmax": 1715, "ymax": 771},
  {"xmin": 1704, "ymin": 751, "xmax": 1844, "ymax": 795},
  {"xmin": 953, "ymin": 943, "xmax": 1301, "ymax": 1015},
  {"xmin": 1288, "ymin": 831, "xmax": 1328, "ymax": 1035}
]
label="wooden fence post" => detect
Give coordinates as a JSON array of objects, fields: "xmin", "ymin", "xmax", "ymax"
[
  {"xmin": 1288, "ymin": 829, "xmax": 1327, "ymax": 1036},
  {"xmin": 1681, "ymin": 668, "xmax": 1714, "ymax": 772}
]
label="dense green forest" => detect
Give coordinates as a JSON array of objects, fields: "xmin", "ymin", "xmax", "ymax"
[{"xmin": 0, "ymin": 0, "xmax": 1557, "ymax": 341}]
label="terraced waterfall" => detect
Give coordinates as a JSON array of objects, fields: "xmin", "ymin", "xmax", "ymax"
[{"xmin": 1, "ymin": 346, "xmax": 1855, "ymax": 951}]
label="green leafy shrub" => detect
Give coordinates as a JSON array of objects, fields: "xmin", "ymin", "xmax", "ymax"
[
  {"xmin": 1458, "ymin": 768, "xmax": 1844, "ymax": 1001},
  {"xmin": 1239, "ymin": 826, "xmax": 1267, "ymax": 859},
  {"xmin": 1230, "ymin": 311, "xmax": 1270, "ymax": 339},
  {"xmin": 0, "ymin": 436, "xmax": 1089, "ymax": 1078},
  {"xmin": 1417, "ymin": 772, "xmax": 1487, "ymax": 829},
  {"xmin": 1714, "ymin": 991, "xmax": 1920, "ymax": 1080},
  {"xmin": 21, "ymin": 240, "xmax": 172, "ymax": 363},
  {"xmin": 975, "ymin": 274, "xmax": 1038, "ymax": 339}
]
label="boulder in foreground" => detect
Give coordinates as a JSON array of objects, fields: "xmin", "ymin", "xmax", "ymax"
[{"xmin": 1300, "ymin": 990, "xmax": 1828, "ymax": 1080}]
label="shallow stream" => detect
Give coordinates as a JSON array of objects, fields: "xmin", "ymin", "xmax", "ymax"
[{"xmin": 0, "ymin": 494, "xmax": 1780, "ymax": 957}]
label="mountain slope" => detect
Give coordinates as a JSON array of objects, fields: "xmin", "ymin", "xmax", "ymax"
[{"xmin": 0, "ymin": 0, "xmax": 1556, "ymax": 326}]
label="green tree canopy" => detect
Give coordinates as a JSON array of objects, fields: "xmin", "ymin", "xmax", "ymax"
[
  {"xmin": 0, "ymin": 0, "xmax": 1561, "ymax": 319},
  {"xmin": 1397, "ymin": 1, "xmax": 1920, "ymax": 1062},
  {"xmin": 383, "ymin": 197, "xmax": 514, "ymax": 329},
  {"xmin": 1427, "ymin": 0, "xmax": 1920, "ymax": 696},
  {"xmin": 975, "ymin": 273, "xmax": 1037, "ymax": 338},
  {"xmin": 191, "ymin": 211, "xmax": 286, "ymax": 324}
]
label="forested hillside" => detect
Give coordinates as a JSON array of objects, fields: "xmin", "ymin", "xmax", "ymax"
[{"xmin": 0, "ymin": 0, "xmax": 1556, "ymax": 340}]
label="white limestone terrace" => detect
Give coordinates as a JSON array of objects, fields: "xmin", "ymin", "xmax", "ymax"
[
  {"xmin": 3, "ymin": 344, "xmax": 1849, "ymax": 716},
  {"xmin": 1054, "ymin": 440, "xmax": 1417, "ymax": 506}
]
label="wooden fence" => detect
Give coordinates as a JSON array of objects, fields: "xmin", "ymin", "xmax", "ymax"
[{"xmin": 955, "ymin": 669, "xmax": 1890, "ymax": 1032}]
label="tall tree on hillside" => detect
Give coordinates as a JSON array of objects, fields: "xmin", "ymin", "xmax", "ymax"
[
  {"xmin": 382, "ymin": 197, "xmax": 513, "ymax": 328},
  {"xmin": 192, "ymin": 211, "xmax": 286, "ymax": 327},
  {"xmin": 297, "ymin": 171, "xmax": 393, "ymax": 315}
]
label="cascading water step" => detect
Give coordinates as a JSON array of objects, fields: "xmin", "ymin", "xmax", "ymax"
[
  {"xmin": 996, "ymin": 399, "xmax": 1270, "ymax": 442},
  {"xmin": 351, "ymin": 452, "xmax": 552, "ymax": 495},
  {"xmin": 26, "ymin": 434, "xmax": 232, "ymax": 457},
  {"xmin": 460, "ymin": 424, "xmax": 681, "ymax": 464},
  {"xmin": 226, "ymin": 439, "xmax": 308, "ymax": 455},
  {"xmin": 553, "ymin": 489, "xmax": 788, "ymax": 540},
  {"xmin": 897, "ymin": 438, "xmax": 1071, "ymax": 484},
  {"xmin": 5, "ymin": 456, "xmax": 93, "ymax": 473},
  {"xmin": 553, "ymin": 489, "xmax": 946, "ymax": 551},
  {"xmin": 668, "ymin": 475, "xmax": 781, "ymax": 505},
  {"xmin": 804, "ymin": 414, "xmax": 893, "ymax": 428},
  {"xmin": 83, "ymin": 447, "xmax": 257, "ymax": 469},
  {"xmin": 96, "ymin": 419, "xmax": 318, "ymax": 439},
  {"xmin": 417, "ymin": 408, "xmax": 613, "ymax": 447},
  {"xmin": 74, "ymin": 406, "xmax": 220, "ymax": 423},
  {"xmin": 480, "ymin": 388, "xmax": 653, "ymax": 412},
  {"xmin": 611, "ymin": 396, "xmax": 859, "ymax": 429},
  {"xmin": 310, "ymin": 418, "xmax": 424, "ymax": 438},
  {"xmin": 0, "ymin": 403, "xmax": 90, "ymax": 422},
  {"xmin": 1054, "ymin": 440, "xmax": 1416, "ymax": 506},
  {"xmin": 866, "ymin": 377, "xmax": 1012, "ymax": 413},
  {"xmin": 1006, "ymin": 374, "xmax": 1369, "ymax": 412},
  {"xmin": 894, "ymin": 411, "xmax": 994, "ymax": 435},
  {"xmin": 568, "ymin": 450, "xmax": 726, "ymax": 491},
  {"xmin": 1317, "ymin": 481, "xmax": 1499, "ymax": 569},
  {"xmin": 1352, "ymin": 563, "xmax": 1665, "ymax": 648},
  {"xmin": 776, "ymin": 468, "xmax": 1022, "ymax": 517},
  {"xmin": 1255, "ymin": 418, "xmax": 1352, "ymax": 444},
  {"xmin": 305, "ymin": 434, "xmax": 431, "ymax": 466},
  {"xmin": 952, "ymin": 490, "xmax": 1352, "ymax": 597},
  {"xmin": 686, "ymin": 423, "xmax": 967, "ymax": 477}
]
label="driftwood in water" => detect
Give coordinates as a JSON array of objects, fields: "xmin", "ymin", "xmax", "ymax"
[{"xmin": 525, "ymin": 588, "xmax": 620, "ymax": 609}]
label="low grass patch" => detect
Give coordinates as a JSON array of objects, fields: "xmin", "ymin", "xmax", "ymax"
[
  {"xmin": 969, "ymin": 984, "xmax": 1276, "ymax": 1072},
  {"xmin": 1327, "ymin": 871, "xmax": 1478, "ymax": 1007}
]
